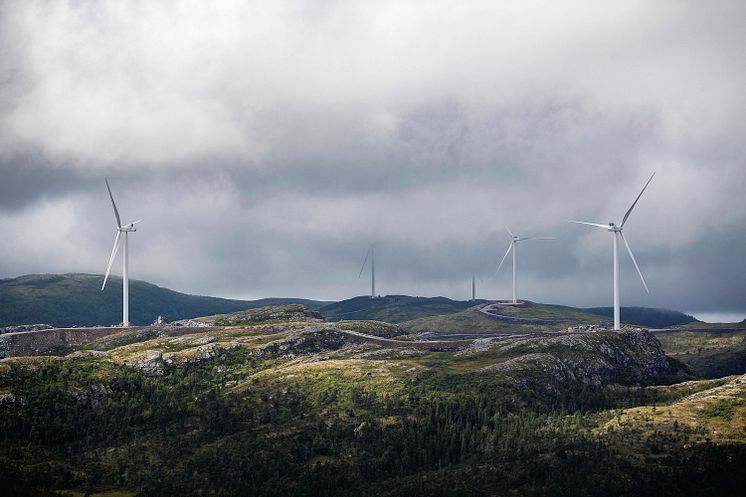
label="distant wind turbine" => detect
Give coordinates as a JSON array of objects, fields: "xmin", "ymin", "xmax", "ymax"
[
  {"xmin": 471, "ymin": 274, "xmax": 476, "ymax": 301},
  {"xmin": 101, "ymin": 179, "xmax": 141, "ymax": 327},
  {"xmin": 358, "ymin": 243, "xmax": 376, "ymax": 298},
  {"xmin": 568, "ymin": 172, "xmax": 655, "ymax": 330},
  {"xmin": 496, "ymin": 228, "xmax": 556, "ymax": 304}
]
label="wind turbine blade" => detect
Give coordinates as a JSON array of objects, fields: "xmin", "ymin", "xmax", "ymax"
[
  {"xmin": 506, "ymin": 227, "xmax": 515, "ymax": 237},
  {"xmin": 105, "ymin": 179, "xmax": 122, "ymax": 228},
  {"xmin": 621, "ymin": 172, "xmax": 655, "ymax": 227},
  {"xmin": 496, "ymin": 241, "xmax": 513, "ymax": 275},
  {"xmin": 127, "ymin": 219, "xmax": 143, "ymax": 226},
  {"xmin": 358, "ymin": 246, "xmax": 371, "ymax": 278},
  {"xmin": 102, "ymin": 231, "xmax": 122, "ymax": 290},
  {"xmin": 518, "ymin": 237, "xmax": 557, "ymax": 241},
  {"xmin": 567, "ymin": 220, "xmax": 609, "ymax": 229},
  {"xmin": 619, "ymin": 232, "xmax": 649, "ymax": 293}
]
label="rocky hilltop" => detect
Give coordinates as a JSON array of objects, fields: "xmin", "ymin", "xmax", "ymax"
[{"xmin": 0, "ymin": 305, "xmax": 690, "ymax": 389}]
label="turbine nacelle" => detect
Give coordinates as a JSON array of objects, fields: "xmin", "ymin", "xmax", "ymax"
[{"xmin": 118, "ymin": 220, "xmax": 141, "ymax": 232}]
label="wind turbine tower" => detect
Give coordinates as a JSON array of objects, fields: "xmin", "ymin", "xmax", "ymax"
[
  {"xmin": 101, "ymin": 179, "xmax": 142, "ymax": 327},
  {"xmin": 496, "ymin": 229, "xmax": 556, "ymax": 304},
  {"xmin": 359, "ymin": 244, "xmax": 376, "ymax": 298},
  {"xmin": 568, "ymin": 172, "xmax": 655, "ymax": 330}
]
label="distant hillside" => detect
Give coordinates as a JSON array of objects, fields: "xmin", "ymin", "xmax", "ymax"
[
  {"xmin": 401, "ymin": 301, "xmax": 605, "ymax": 336},
  {"xmin": 582, "ymin": 306, "xmax": 698, "ymax": 328},
  {"xmin": 320, "ymin": 296, "xmax": 697, "ymax": 329},
  {"xmin": 319, "ymin": 295, "xmax": 488, "ymax": 323},
  {"xmin": 0, "ymin": 274, "xmax": 328, "ymax": 327}
]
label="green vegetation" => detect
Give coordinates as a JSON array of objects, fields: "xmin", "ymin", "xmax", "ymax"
[
  {"xmin": 654, "ymin": 329, "xmax": 746, "ymax": 378},
  {"xmin": 0, "ymin": 273, "xmax": 328, "ymax": 327},
  {"xmin": 1, "ymin": 305, "xmax": 744, "ymax": 496},
  {"xmin": 401, "ymin": 302, "xmax": 604, "ymax": 335},
  {"xmin": 321, "ymin": 296, "xmax": 699, "ymax": 329},
  {"xmin": 319, "ymin": 295, "xmax": 487, "ymax": 323},
  {"xmin": 583, "ymin": 306, "xmax": 698, "ymax": 328},
  {"xmin": 334, "ymin": 320, "xmax": 406, "ymax": 338}
]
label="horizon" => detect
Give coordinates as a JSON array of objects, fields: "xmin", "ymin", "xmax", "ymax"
[{"xmin": 3, "ymin": 271, "xmax": 743, "ymax": 323}]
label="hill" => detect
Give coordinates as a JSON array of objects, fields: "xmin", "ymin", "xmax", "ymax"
[
  {"xmin": 318, "ymin": 295, "xmax": 488, "ymax": 323},
  {"xmin": 582, "ymin": 306, "xmax": 698, "ymax": 328},
  {"xmin": 654, "ymin": 326, "xmax": 746, "ymax": 378},
  {"xmin": 0, "ymin": 273, "xmax": 328, "ymax": 327},
  {"xmin": 6, "ymin": 305, "xmax": 745, "ymax": 497},
  {"xmin": 320, "ymin": 296, "xmax": 700, "ymax": 329},
  {"xmin": 400, "ymin": 301, "xmax": 605, "ymax": 337}
]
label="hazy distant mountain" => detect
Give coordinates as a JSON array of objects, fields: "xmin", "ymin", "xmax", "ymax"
[{"xmin": 0, "ymin": 273, "xmax": 328, "ymax": 327}]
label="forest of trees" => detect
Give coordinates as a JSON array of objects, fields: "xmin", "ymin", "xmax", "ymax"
[{"xmin": 1, "ymin": 353, "xmax": 744, "ymax": 497}]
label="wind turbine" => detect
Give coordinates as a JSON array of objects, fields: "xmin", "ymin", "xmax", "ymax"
[
  {"xmin": 358, "ymin": 243, "xmax": 376, "ymax": 298},
  {"xmin": 101, "ymin": 179, "xmax": 141, "ymax": 327},
  {"xmin": 496, "ymin": 229, "xmax": 556, "ymax": 304},
  {"xmin": 568, "ymin": 172, "xmax": 655, "ymax": 330},
  {"xmin": 471, "ymin": 274, "xmax": 476, "ymax": 301}
]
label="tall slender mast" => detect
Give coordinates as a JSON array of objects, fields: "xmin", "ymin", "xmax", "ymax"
[
  {"xmin": 371, "ymin": 245, "xmax": 375, "ymax": 298},
  {"xmin": 123, "ymin": 232, "xmax": 129, "ymax": 327},
  {"xmin": 472, "ymin": 274, "xmax": 476, "ymax": 301},
  {"xmin": 102, "ymin": 179, "xmax": 140, "ymax": 328},
  {"xmin": 613, "ymin": 231, "xmax": 620, "ymax": 330},
  {"xmin": 512, "ymin": 240, "xmax": 518, "ymax": 303}
]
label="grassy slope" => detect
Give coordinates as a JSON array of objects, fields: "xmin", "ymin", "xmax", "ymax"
[
  {"xmin": 1, "ymin": 311, "xmax": 717, "ymax": 497},
  {"xmin": 0, "ymin": 273, "xmax": 328, "ymax": 327},
  {"xmin": 321, "ymin": 296, "xmax": 699, "ymax": 329},
  {"xmin": 598, "ymin": 374, "xmax": 746, "ymax": 443},
  {"xmin": 401, "ymin": 301, "xmax": 605, "ymax": 335},
  {"xmin": 654, "ymin": 327, "xmax": 746, "ymax": 378},
  {"xmin": 582, "ymin": 306, "xmax": 698, "ymax": 327}
]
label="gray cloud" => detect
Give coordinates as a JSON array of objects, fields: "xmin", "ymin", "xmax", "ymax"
[{"xmin": 0, "ymin": 1, "xmax": 745, "ymax": 320}]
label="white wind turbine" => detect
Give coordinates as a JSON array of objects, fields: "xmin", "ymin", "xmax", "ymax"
[
  {"xmin": 496, "ymin": 229, "xmax": 556, "ymax": 304},
  {"xmin": 568, "ymin": 172, "xmax": 655, "ymax": 330},
  {"xmin": 101, "ymin": 179, "xmax": 142, "ymax": 327},
  {"xmin": 358, "ymin": 243, "xmax": 376, "ymax": 298}
]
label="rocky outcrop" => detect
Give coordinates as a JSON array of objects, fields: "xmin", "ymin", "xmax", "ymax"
[
  {"xmin": 121, "ymin": 350, "xmax": 166, "ymax": 376},
  {"xmin": 72, "ymin": 384, "xmax": 111, "ymax": 407},
  {"xmin": 0, "ymin": 327, "xmax": 124, "ymax": 358},
  {"xmin": 255, "ymin": 328, "xmax": 352, "ymax": 358},
  {"xmin": 481, "ymin": 329, "xmax": 692, "ymax": 387},
  {"xmin": 116, "ymin": 339, "xmax": 222, "ymax": 376}
]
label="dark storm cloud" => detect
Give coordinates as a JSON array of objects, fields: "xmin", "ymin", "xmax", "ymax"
[
  {"xmin": 0, "ymin": 1, "xmax": 745, "ymax": 320},
  {"xmin": 0, "ymin": 155, "xmax": 92, "ymax": 210}
]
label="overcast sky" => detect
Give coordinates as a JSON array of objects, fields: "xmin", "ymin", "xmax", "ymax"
[{"xmin": 1, "ymin": 1, "xmax": 745, "ymax": 320}]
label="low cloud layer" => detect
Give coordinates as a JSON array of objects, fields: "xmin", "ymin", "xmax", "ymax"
[{"xmin": 1, "ymin": 1, "xmax": 745, "ymax": 319}]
